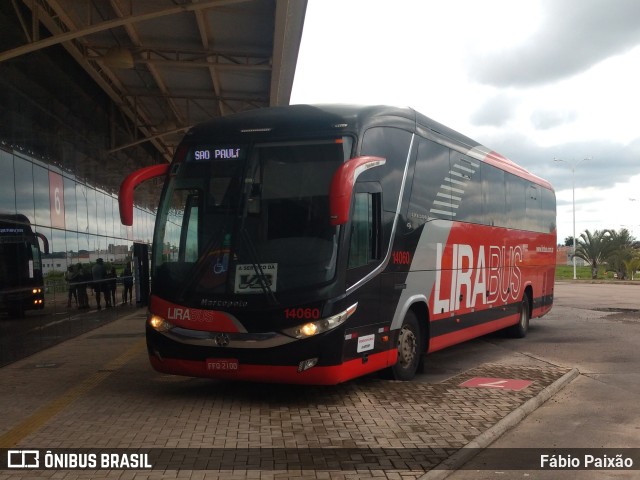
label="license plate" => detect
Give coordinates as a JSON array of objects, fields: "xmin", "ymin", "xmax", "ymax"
[{"xmin": 206, "ymin": 358, "xmax": 239, "ymax": 371}]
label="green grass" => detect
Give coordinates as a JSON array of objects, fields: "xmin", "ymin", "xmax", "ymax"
[{"xmin": 555, "ymin": 264, "xmax": 635, "ymax": 281}]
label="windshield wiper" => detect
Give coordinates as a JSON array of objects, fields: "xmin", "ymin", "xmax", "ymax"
[
  {"xmin": 235, "ymin": 157, "xmax": 278, "ymax": 305},
  {"xmin": 239, "ymin": 227, "xmax": 278, "ymax": 306}
]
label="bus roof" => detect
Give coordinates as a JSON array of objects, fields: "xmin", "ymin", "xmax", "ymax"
[
  {"xmin": 0, "ymin": 213, "xmax": 32, "ymax": 227},
  {"xmin": 184, "ymin": 104, "xmax": 553, "ymax": 191}
]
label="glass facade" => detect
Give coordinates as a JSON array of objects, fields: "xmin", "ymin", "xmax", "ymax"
[
  {"xmin": 0, "ymin": 146, "xmax": 156, "ymax": 366},
  {"xmin": 0, "ymin": 33, "xmax": 165, "ymax": 368},
  {"xmin": 1, "ymin": 146, "xmax": 155, "ymax": 265}
]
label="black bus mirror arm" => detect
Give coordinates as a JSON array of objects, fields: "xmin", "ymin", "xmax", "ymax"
[{"xmin": 35, "ymin": 232, "xmax": 49, "ymax": 254}]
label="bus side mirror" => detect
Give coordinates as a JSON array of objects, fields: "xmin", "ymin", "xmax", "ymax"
[
  {"xmin": 35, "ymin": 232, "xmax": 49, "ymax": 254},
  {"xmin": 329, "ymin": 156, "xmax": 386, "ymax": 225},
  {"xmin": 119, "ymin": 164, "xmax": 170, "ymax": 226}
]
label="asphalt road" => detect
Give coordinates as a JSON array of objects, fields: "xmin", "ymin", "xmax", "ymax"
[{"xmin": 429, "ymin": 281, "xmax": 640, "ymax": 479}]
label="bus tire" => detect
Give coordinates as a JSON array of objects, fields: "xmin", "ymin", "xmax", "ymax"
[
  {"xmin": 506, "ymin": 293, "xmax": 530, "ymax": 338},
  {"xmin": 389, "ymin": 310, "xmax": 422, "ymax": 381}
]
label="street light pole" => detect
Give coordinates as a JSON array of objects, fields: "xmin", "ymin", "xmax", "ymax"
[{"xmin": 554, "ymin": 158, "xmax": 590, "ymax": 280}]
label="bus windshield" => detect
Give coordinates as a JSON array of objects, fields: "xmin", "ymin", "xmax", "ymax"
[
  {"xmin": 0, "ymin": 241, "xmax": 41, "ymax": 288},
  {"xmin": 0, "ymin": 216, "xmax": 45, "ymax": 316},
  {"xmin": 152, "ymin": 138, "xmax": 352, "ymax": 302}
]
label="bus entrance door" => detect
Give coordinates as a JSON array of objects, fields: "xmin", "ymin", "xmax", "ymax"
[{"xmin": 133, "ymin": 243, "xmax": 150, "ymax": 307}]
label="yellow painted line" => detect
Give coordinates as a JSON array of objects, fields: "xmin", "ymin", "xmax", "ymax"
[{"xmin": 0, "ymin": 339, "xmax": 146, "ymax": 448}]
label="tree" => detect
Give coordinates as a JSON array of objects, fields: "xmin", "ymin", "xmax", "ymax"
[
  {"xmin": 573, "ymin": 229, "xmax": 616, "ymax": 279},
  {"xmin": 610, "ymin": 228, "xmax": 635, "ymax": 248},
  {"xmin": 623, "ymin": 257, "xmax": 640, "ymax": 281},
  {"xmin": 605, "ymin": 228, "xmax": 637, "ymax": 279},
  {"xmin": 563, "ymin": 236, "xmax": 574, "ymax": 247}
]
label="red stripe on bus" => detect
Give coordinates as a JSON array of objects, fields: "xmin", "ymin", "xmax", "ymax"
[
  {"xmin": 428, "ymin": 314, "xmax": 518, "ymax": 353},
  {"xmin": 149, "ymin": 349, "xmax": 398, "ymax": 385},
  {"xmin": 150, "ymin": 295, "xmax": 242, "ymax": 333}
]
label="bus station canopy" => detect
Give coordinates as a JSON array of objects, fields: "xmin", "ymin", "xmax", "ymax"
[{"xmin": 0, "ymin": 0, "xmax": 307, "ymax": 163}]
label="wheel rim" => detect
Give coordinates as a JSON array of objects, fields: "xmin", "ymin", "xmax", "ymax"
[{"xmin": 398, "ymin": 324, "xmax": 417, "ymax": 369}]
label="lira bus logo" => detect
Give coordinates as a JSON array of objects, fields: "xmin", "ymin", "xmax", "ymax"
[
  {"xmin": 167, "ymin": 308, "xmax": 190, "ymax": 320},
  {"xmin": 434, "ymin": 243, "xmax": 523, "ymax": 314}
]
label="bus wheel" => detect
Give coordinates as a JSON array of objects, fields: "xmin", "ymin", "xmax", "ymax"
[
  {"xmin": 390, "ymin": 310, "xmax": 421, "ymax": 381},
  {"xmin": 506, "ymin": 293, "xmax": 530, "ymax": 338}
]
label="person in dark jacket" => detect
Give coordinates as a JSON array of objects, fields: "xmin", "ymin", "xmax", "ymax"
[
  {"xmin": 121, "ymin": 263, "xmax": 133, "ymax": 305},
  {"xmin": 64, "ymin": 265, "xmax": 78, "ymax": 307},
  {"xmin": 91, "ymin": 258, "xmax": 107, "ymax": 310},
  {"xmin": 76, "ymin": 263, "xmax": 90, "ymax": 309},
  {"xmin": 106, "ymin": 267, "xmax": 117, "ymax": 307}
]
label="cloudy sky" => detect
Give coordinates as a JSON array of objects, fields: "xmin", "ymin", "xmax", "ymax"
[{"xmin": 290, "ymin": 0, "xmax": 640, "ymax": 243}]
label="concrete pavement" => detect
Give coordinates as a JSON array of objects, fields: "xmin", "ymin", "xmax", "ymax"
[{"xmin": 1, "ymin": 282, "xmax": 638, "ymax": 478}]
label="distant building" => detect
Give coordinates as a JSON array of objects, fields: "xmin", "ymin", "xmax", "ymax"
[
  {"xmin": 42, "ymin": 248, "xmax": 130, "ymax": 275},
  {"xmin": 556, "ymin": 246, "xmax": 586, "ymax": 266}
]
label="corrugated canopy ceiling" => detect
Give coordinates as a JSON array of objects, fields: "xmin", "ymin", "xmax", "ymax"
[{"xmin": 0, "ymin": 0, "xmax": 307, "ymax": 162}]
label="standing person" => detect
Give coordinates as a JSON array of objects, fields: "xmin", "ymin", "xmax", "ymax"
[
  {"xmin": 76, "ymin": 263, "xmax": 89, "ymax": 309},
  {"xmin": 91, "ymin": 258, "xmax": 107, "ymax": 310},
  {"xmin": 106, "ymin": 267, "xmax": 117, "ymax": 307},
  {"xmin": 121, "ymin": 263, "xmax": 133, "ymax": 305},
  {"xmin": 64, "ymin": 265, "xmax": 78, "ymax": 307}
]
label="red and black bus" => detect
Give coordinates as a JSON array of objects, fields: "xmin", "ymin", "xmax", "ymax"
[
  {"xmin": 0, "ymin": 214, "xmax": 48, "ymax": 317},
  {"xmin": 119, "ymin": 105, "xmax": 556, "ymax": 384}
]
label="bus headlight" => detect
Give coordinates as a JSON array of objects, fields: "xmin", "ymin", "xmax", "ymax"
[
  {"xmin": 281, "ymin": 303, "xmax": 357, "ymax": 339},
  {"xmin": 148, "ymin": 314, "xmax": 174, "ymax": 332}
]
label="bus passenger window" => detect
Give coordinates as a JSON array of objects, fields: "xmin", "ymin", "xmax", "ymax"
[{"xmin": 348, "ymin": 192, "xmax": 381, "ymax": 269}]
